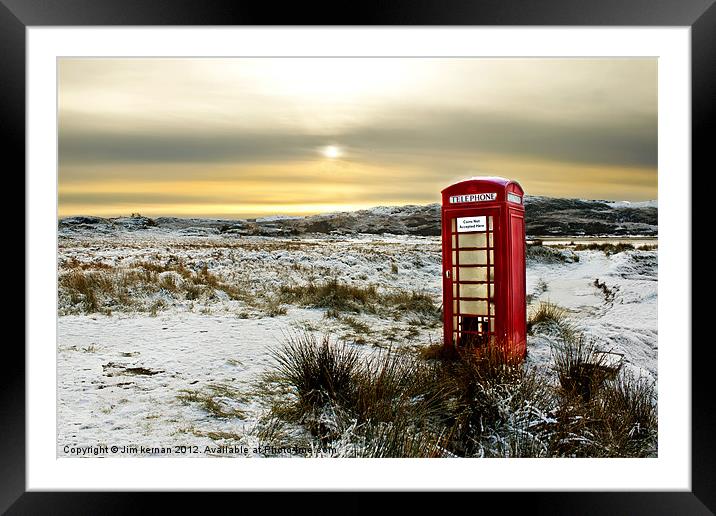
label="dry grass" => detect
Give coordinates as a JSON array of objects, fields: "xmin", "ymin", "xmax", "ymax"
[
  {"xmin": 278, "ymin": 279, "xmax": 379, "ymax": 313},
  {"xmin": 573, "ymin": 242, "xmax": 635, "ymax": 255},
  {"xmin": 264, "ymin": 334, "xmax": 454, "ymax": 456},
  {"xmin": 544, "ymin": 329, "xmax": 657, "ymax": 457},
  {"xmin": 527, "ymin": 301, "xmax": 569, "ymax": 334},
  {"xmin": 270, "ymin": 333, "xmax": 361, "ymax": 412},
  {"xmin": 178, "ymin": 384, "xmax": 247, "ymax": 419},
  {"xmin": 278, "ymin": 279, "xmax": 438, "ymax": 322},
  {"xmin": 337, "ymin": 315, "xmax": 371, "ymax": 334},
  {"xmin": 591, "ymin": 371, "xmax": 658, "ymax": 456},
  {"xmin": 551, "ymin": 333, "xmax": 616, "ymax": 401},
  {"xmin": 259, "ymin": 330, "xmax": 656, "ymax": 458},
  {"xmin": 418, "ymin": 343, "xmax": 459, "ymax": 361},
  {"xmin": 526, "ymin": 245, "xmax": 579, "ymax": 263},
  {"xmin": 382, "ymin": 290, "xmax": 437, "ymax": 316},
  {"xmin": 59, "ymin": 270, "xmax": 114, "ymax": 313},
  {"xmin": 58, "ymin": 258, "xmax": 255, "ymax": 315},
  {"xmin": 262, "ymin": 332, "xmax": 552, "ymax": 457}
]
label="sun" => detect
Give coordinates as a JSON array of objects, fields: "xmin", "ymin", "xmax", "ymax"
[{"xmin": 321, "ymin": 145, "xmax": 342, "ymax": 159}]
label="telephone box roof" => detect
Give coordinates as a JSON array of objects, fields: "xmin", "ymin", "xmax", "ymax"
[{"xmin": 441, "ymin": 176, "xmax": 523, "ymax": 195}]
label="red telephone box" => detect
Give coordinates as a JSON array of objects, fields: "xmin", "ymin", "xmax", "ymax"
[{"xmin": 441, "ymin": 177, "xmax": 526, "ymax": 361}]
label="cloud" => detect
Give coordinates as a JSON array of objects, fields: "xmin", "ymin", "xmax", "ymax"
[
  {"xmin": 58, "ymin": 131, "xmax": 320, "ymax": 165},
  {"xmin": 343, "ymin": 108, "xmax": 657, "ymax": 169},
  {"xmin": 57, "ymin": 58, "xmax": 658, "ymax": 215},
  {"xmin": 59, "ymin": 106, "xmax": 656, "ymax": 171}
]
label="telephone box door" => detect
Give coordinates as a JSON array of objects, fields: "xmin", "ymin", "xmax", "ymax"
[{"xmin": 444, "ymin": 208, "xmax": 500, "ymax": 348}]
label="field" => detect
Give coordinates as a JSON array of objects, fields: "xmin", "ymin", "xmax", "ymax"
[{"xmin": 57, "ymin": 228, "xmax": 657, "ymax": 457}]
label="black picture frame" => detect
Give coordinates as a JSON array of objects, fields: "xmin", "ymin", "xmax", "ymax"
[{"xmin": 6, "ymin": 0, "xmax": 710, "ymax": 513}]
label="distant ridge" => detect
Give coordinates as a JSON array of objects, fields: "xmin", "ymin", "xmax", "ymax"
[{"xmin": 59, "ymin": 196, "xmax": 657, "ymax": 238}]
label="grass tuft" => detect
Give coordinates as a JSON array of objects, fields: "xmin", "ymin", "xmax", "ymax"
[
  {"xmin": 551, "ymin": 332, "xmax": 618, "ymax": 401},
  {"xmin": 527, "ymin": 301, "xmax": 568, "ymax": 334},
  {"xmin": 270, "ymin": 333, "xmax": 361, "ymax": 411}
]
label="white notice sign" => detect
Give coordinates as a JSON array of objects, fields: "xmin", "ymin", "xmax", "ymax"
[{"xmin": 457, "ymin": 216, "xmax": 487, "ymax": 233}]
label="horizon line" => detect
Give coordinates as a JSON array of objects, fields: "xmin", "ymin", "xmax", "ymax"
[{"xmin": 58, "ymin": 195, "xmax": 658, "ymax": 220}]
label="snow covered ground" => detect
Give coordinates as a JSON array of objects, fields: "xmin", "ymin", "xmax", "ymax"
[
  {"xmin": 525, "ymin": 249, "xmax": 657, "ymax": 382},
  {"xmin": 57, "ymin": 231, "xmax": 657, "ymax": 457}
]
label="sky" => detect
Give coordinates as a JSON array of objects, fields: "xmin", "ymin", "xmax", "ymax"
[{"xmin": 58, "ymin": 58, "xmax": 657, "ymax": 218}]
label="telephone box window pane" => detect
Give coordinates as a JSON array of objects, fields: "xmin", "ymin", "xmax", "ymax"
[
  {"xmin": 451, "ymin": 219, "xmax": 456, "ymax": 232},
  {"xmin": 452, "ymin": 251, "xmax": 457, "ymax": 264},
  {"xmin": 461, "ymin": 315, "xmax": 490, "ymax": 333},
  {"xmin": 458, "ymin": 250, "xmax": 487, "ymax": 265},
  {"xmin": 489, "ymin": 267, "xmax": 495, "ymax": 281},
  {"xmin": 453, "ymin": 300, "xmax": 458, "ymax": 313},
  {"xmin": 459, "ymin": 283, "xmax": 488, "ymax": 299},
  {"xmin": 489, "ymin": 303, "xmax": 495, "ymax": 316},
  {"xmin": 452, "ymin": 284, "xmax": 457, "ymax": 297},
  {"xmin": 457, "ymin": 233, "xmax": 487, "ymax": 248},
  {"xmin": 488, "ymin": 216, "xmax": 493, "ymax": 230},
  {"xmin": 489, "ymin": 233, "xmax": 494, "ymax": 247},
  {"xmin": 508, "ymin": 193, "xmax": 522, "ymax": 204},
  {"xmin": 489, "ymin": 250, "xmax": 494, "ymax": 263},
  {"xmin": 460, "ymin": 315, "xmax": 487, "ymax": 333},
  {"xmin": 489, "ymin": 284, "xmax": 494, "ymax": 299},
  {"xmin": 451, "ymin": 235, "xmax": 456, "ymax": 248},
  {"xmin": 459, "ymin": 300, "xmax": 488, "ymax": 315},
  {"xmin": 459, "ymin": 267, "xmax": 487, "ymax": 281}
]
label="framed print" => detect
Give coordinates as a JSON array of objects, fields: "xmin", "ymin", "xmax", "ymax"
[{"xmin": 7, "ymin": 0, "xmax": 712, "ymax": 513}]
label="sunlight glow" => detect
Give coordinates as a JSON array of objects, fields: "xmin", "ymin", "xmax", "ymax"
[{"xmin": 321, "ymin": 145, "xmax": 342, "ymax": 159}]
